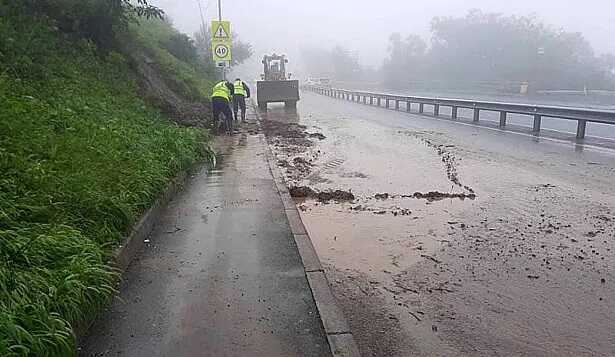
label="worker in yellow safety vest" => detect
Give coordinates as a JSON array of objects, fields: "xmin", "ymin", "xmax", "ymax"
[
  {"xmin": 211, "ymin": 80, "xmax": 235, "ymax": 135},
  {"xmin": 232, "ymin": 78, "xmax": 251, "ymax": 122}
]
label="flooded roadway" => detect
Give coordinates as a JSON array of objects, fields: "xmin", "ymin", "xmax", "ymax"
[{"xmin": 261, "ymin": 91, "xmax": 615, "ymax": 357}]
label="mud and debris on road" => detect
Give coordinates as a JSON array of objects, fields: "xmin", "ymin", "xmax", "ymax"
[
  {"xmin": 289, "ymin": 185, "xmax": 355, "ymax": 203},
  {"xmin": 262, "ymin": 93, "xmax": 615, "ymax": 357}
]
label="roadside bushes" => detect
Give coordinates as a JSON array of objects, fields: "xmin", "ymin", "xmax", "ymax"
[{"xmin": 0, "ymin": 9, "xmax": 210, "ymax": 356}]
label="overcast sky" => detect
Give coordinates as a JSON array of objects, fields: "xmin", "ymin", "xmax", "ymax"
[{"xmin": 154, "ymin": 0, "xmax": 615, "ymax": 73}]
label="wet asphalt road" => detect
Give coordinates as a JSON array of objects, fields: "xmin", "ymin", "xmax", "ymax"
[
  {"xmin": 264, "ymin": 91, "xmax": 615, "ymax": 356},
  {"xmin": 79, "ymin": 129, "xmax": 331, "ymax": 357}
]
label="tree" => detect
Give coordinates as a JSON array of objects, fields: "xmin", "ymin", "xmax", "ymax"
[
  {"xmin": 11, "ymin": 0, "xmax": 164, "ymax": 50},
  {"xmin": 429, "ymin": 10, "xmax": 612, "ymax": 89},
  {"xmin": 381, "ymin": 10, "xmax": 615, "ymax": 91}
]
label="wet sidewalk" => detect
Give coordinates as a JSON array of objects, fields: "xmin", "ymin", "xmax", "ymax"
[{"xmin": 79, "ymin": 116, "xmax": 332, "ymax": 356}]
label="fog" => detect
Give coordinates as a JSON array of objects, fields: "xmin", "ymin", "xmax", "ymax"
[{"xmin": 156, "ymin": 0, "xmax": 615, "ymax": 70}]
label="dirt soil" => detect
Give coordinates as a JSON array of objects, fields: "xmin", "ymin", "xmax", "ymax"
[
  {"xmin": 129, "ymin": 51, "xmax": 212, "ymax": 127},
  {"xmin": 289, "ymin": 186, "xmax": 355, "ymax": 203},
  {"xmin": 262, "ymin": 94, "xmax": 615, "ymax": 357}
]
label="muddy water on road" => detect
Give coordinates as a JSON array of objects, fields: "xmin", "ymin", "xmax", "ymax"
[{"xmin": 261, "ymin": 95, "xmax": 615, "ymax": 357}]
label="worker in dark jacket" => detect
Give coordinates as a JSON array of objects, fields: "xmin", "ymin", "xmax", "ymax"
[
  {"xmin": 211, "ymin": 80, "xmax": 235, "ymax": 135},
  {"xmin": 232, "ymin": 78, "xmax": 251, "ymax": 122}
]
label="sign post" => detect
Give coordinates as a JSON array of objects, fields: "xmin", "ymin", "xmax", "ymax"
[{"xmin": 211, "ymin": 20, "xmax": 232, "ymax": 77}]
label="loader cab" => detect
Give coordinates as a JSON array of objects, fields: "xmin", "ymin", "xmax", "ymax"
[{"xmin": 262, "ymin": 54, "xmax": 289, "ymax": 81}]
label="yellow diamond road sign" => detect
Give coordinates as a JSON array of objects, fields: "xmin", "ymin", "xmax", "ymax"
[{"xmin": 211, "ymin": 20, "xmax": 232, "ymax": 62}]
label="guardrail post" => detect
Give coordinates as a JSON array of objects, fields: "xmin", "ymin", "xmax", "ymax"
[
  {"xmin": 419, "ymin": 103, "xmax": 424, "ymax": 113},
  {"xmin": 407, "ymin": 101, "xmax": 412, "ymax": 112},
  {"xmin": 433, "ymin": 104, "xmax": 440, "ymax": 117},
  {"xmin": 473, "ymin": 108, "xmax": 480, "ymax": 122},
  {"xmin": 370, "ymin": 96, "xmax": 373, "ymax": 105},
  {"xmin": 499, "ymin": 112, "xmax": 507, "ymax": 127},
  {"xmin": 533, "ymin": 114, "xmax": 542, "ymax": 132},
  {"xmin": 451, "ymin": 107, "xmax": 458, "ymax": 119},
  {"xmin": 385, "ymin": 98, "xmax": 390, "ymax": 108},
  {"xmin": 377, "ymin": 97, "xmax": 381, "ymax": 106},
  {"xmin": 363, "ymin": 96, "xmax": 367, "ymax": 104},
  {"xmin": 576, "ymin": 120, "xmax": 587, "ymax": 139},
  {"xmin": 395, "ymin": 100, "xmax": 400, "ymax": 110}
]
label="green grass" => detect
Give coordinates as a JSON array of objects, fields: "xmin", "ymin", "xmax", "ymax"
[{"xmin": 0, "ymin": 12, "xmax": 212, "ymax": 356}]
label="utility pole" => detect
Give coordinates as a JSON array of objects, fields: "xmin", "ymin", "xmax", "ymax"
[{"xmin": 218, "ymin": 0, "xmax": 225, "ymax": 80}]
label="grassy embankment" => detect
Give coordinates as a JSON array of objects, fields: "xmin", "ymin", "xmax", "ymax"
[{"xmin": 0, "ymin": 10, "xmax": 215, "ymax": 356}]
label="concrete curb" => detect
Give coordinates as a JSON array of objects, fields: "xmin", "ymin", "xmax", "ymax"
[
  {"xmin": 74, "ymin": 167, "xmax": 193, "ymax": 343},
  {"xmin": 254, "ymin": 105, "xmax": 361, "ymax": 357},
  {"xmin": 115, "ymin": 169, "xmax": 189, "ymax": 271}
]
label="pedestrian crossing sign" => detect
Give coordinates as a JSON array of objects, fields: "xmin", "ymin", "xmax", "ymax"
[{"xmin": 211, "ymin": 21, "xmax": 231, "ymax": 40}]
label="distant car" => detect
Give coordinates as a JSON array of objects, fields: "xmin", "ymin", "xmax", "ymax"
[
  {"xmin": 305, "ymin": 77, "xmax": 332, "ymax": 87},
  {"xmin": 318, "ymin": 78, "xmax": 331, "ymax": 86}
]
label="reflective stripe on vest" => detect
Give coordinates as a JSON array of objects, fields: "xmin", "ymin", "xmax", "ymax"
[
  {"xmin": 234, "ymin": 80, "xmax": 247, "ymax": 96},
  {"xmin": 211, "ymin": 81, "xmax": 230, "ymax": 101}
]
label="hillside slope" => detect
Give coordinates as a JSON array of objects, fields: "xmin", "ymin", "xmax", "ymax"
[{"xmin": 0, "ymin": 7, "xmax": 215, "ymax": 356}]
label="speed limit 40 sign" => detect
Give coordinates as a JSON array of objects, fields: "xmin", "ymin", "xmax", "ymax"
[
  {"xmin": 211, "ymin": 20, "xmax": 232, "ymax": 62},
  {"xmin": 214, "ymin": 44, "xmax": 230, "ymax": 60}
]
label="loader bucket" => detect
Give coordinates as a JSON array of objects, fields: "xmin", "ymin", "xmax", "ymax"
[{"xmin": 256, "ymin": 80, "xmax": 300, "ymax": 111}]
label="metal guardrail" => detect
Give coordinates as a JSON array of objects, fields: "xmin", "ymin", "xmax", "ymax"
[{"xmin": 304, "ymin": 85, "xmax": 615, "ymax": 139}]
